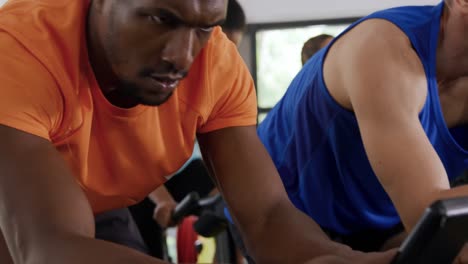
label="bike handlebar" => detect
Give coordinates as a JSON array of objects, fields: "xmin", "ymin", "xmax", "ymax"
[
  {"xmin": 170, "ymin": 192, "xmax": 228, "ymax": 237},
  {"xmin": 172, "ymin": 192, "xmax": 200, "ymax": 223}
]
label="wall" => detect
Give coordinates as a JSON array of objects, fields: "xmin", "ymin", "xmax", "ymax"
[
  {"xmin": 238, "ymin": 0, "xmax": 440, "ymax": 24},
  {"xmin": 1, "ymin": 0, "xmax": 441, "ymax": 22},
  {"xmin": 0, "ymin": 0, "xmax": 441, "ymax": 23}
]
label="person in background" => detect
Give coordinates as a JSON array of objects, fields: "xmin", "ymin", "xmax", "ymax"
[
  {"xmin": 221, "ymin": 0, "xmax": 247, "ymax": 46},
  {"xmin": 301, "ymin": 34, "xmax": 334, "ymax": 65}
]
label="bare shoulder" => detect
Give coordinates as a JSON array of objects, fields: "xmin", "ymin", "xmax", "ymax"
[
  {"xmin": 331, "ymin": 18, "xmax": 413, "ymax": 60},
  {"xmin": 324, "ymin": 18, "xmax": 427, "ymax": 113}
]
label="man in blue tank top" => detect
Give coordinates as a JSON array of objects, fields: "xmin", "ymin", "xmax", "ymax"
[{"xmin": 256, "ymin": 0, "xmax": 468, "ymax": 259}]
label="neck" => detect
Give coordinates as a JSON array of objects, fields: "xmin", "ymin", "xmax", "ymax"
[{"xmin": 437, "ymin": 4, "xmax": 468, "ymax": 83}]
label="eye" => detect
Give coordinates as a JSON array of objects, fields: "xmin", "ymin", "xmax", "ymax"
[
  {"xmin": 148, "ymin": 15, "xmax": 163, "ymax": 24},
  {"xmin": 199, "ymin": 26, "xmax": 214, "ymax": 33},
  {"xmin": 148, "ymin": 14, "xmax": 177, "ymax": 27}
]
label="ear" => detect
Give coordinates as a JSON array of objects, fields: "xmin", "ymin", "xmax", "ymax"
[
  {"xmin": 452, "ymin": 0, "xmax": 468, "ymax": 13},
  {"xmin": 90, "ymin": 0, "xmax": 106, "ymax": 13}
]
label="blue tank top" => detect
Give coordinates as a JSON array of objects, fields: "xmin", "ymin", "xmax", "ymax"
[{"xmin": 257, "ymin": 2, "xmax": 468, "ymax": 235}]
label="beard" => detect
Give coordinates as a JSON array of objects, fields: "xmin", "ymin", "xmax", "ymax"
[{"xmin": 113, "ymin": 78, "xmax": 174, "ymax": 107}]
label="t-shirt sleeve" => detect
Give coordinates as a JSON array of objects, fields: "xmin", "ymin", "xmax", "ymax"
[
  {"xmin": 0, "ymin": 33, "xmax": 62, "ymax": 140},
  {"xmin": 197, "ymin": 30, "xmax": 258, "ymax": 133}
]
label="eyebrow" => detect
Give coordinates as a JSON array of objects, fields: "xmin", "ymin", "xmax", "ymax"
[
  {"xmin": 202, "ymin": 19, "xmax": 226, "ymax": 28},
  {"xmin": 138, "ymin": 7, "xmax": 226, "ymax": 29}
]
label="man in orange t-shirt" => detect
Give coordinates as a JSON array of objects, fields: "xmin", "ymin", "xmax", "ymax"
[{"xmin": 0, "ymin": 0, "xmax": 395, "ymax": 264}]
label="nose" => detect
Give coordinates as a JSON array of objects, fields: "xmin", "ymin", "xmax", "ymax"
[{"xmin": 161, "ymin": 28, "xmax": 195, "ymax": 74}]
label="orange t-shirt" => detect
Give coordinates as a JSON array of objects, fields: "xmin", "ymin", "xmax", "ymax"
[{"xmin": 0, "ymin": 0, "xmax": 257, "ymax": 213}]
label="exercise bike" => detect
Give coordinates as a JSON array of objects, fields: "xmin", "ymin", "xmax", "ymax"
[
  {"xmin": 163, "ymin": 192, "xmax": 237, "ymax": 263},
  {"xmin": 392, "ymin": 196, "xmax": 468, "ymax": 264}
]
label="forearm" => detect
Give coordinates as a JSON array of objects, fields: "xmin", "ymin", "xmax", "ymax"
[
  {"xmin": 438, "ymin": 184, "xmax": 468, "ymax": 200},
  {"xmin": 402, "ymin": 185, "xmax": 468, "ymax": 231},
  {"xmin": 148, "ymin": 185, "xmax": 174, "ymax": 205},
  {"xmin": 242, "ymin": 199, "xmax": 353, "ymax": 264},
  {"xmin": 28, "ymin": 233, "xmax": 167, "ymax": 264}
]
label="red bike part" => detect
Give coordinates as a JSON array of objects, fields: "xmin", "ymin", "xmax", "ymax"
[{"xmin": 177, "ymin": 216, "xmax": 199, "ymax": 263}]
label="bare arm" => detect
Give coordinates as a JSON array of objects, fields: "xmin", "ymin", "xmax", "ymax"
[
  {"xmin": 148, "ymin": 186, "xmax": 177, "ymax": 228},
  {"xmin": 0, "ymin": 125, "xmax": 167, "ymax": 264},
  {"xmin": 148, "ymin": 185, "xmax": 174, "ymax": 205},
  {"xmin": 197, "ymin": 126, "xmax": 392, "ymax": 263},
  {"xmin": 327, "ymin": 19, "xmax": 467, "ymax": 231}
]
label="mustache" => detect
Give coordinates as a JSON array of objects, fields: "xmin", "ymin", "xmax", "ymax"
[{"xmin": 139, "ymin": 67, "xmax": 188, "ymax": 80}]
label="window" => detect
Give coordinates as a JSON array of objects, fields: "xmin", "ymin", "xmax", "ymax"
[{"xmin": 251, "ymin": 19, "xmax": 356, "ymax": 123}]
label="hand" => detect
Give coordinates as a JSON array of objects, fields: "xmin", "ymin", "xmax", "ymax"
[
  {"xmin": 304, "ymin": 249, "xmax": 397, "ymax": 264},
  {"xmin": 380, "ymin": 232, "xmax": 407, "ymax": 251},
  {"xmin": 454, "ymin": 243, "xmax": 468, "ymax": 264},
  {"xmin": 153, "ymin": 200, "xmax": 178, "ymax": 228}
]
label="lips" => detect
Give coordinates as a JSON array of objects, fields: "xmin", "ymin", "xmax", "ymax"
[{"xmin": 148, "ymin": 75, "xmax": 180, "ymax": 92}]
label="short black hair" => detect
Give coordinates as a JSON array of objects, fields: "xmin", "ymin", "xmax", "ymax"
[
  {"xmin": 301, "ymin": 34, "xmax": 333, "ymax": 65},
  {"xmin": 222, "ymin": 0, "xmax": 246, "ymax": 32}
]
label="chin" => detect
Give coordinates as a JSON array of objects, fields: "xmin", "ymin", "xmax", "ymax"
[{"xmin": 139, "ymin": 92, "xmax": 173, "ymax": 106}]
